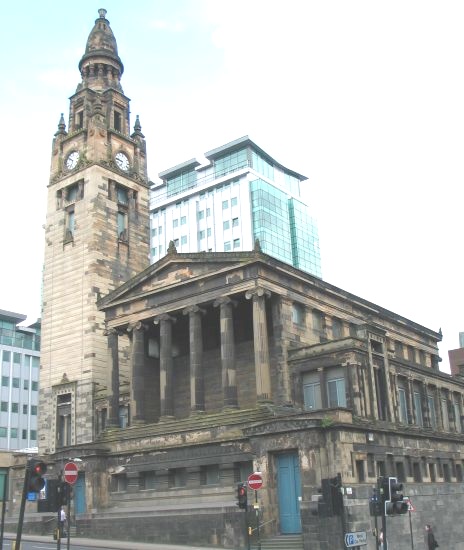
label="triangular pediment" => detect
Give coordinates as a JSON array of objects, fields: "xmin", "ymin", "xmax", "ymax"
[{"xmin": 99, "ymin": 250, "xmax": 261, "ymax": 309}]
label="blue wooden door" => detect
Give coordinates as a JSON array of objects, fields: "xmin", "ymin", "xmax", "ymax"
[
  {"xmin": 277, "ymin": 453, "xmax": 302, "ymax": 534},
  {"xmin": 74, "ymin": 473, "xmax": 86, "ymax": 514}
]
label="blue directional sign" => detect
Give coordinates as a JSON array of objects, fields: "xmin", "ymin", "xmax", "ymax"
[{"xmin": 345, "ymin": 531, "xmax": 367, "ymax": 547}]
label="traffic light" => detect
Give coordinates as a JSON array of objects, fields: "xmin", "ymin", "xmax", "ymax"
[
  {"xmin": 56, "ymin": 481, "xmax": 70, "ymax": 506},
  {"xmin": 385, "ymin": 477, "xmax": 408, "ymax": 515},
  {"xmin": 236, "ymin": 482, "xmax": 248, "ymax": 509},
  {"xmin": 28, "ymin": 459, "xmax": 47, "ymax": 492}
]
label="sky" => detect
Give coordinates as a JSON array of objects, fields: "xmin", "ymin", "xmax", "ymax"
[{"xmin": 0, "ymin": 1, "xmax": 462, "ymax": 372}]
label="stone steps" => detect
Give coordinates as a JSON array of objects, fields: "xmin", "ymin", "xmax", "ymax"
[{"xmin": 251, "ymin": 534, "xmax": 304, "ymax": 550}]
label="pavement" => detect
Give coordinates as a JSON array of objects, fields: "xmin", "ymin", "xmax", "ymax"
[{"xmin": 5, "ymin": 532, "xmax": 224, "ymax": 550}]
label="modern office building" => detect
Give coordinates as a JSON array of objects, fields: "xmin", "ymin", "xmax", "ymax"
[
  {"xmin": 150, "ymin": 136, "xmax": 322, "ymax": 278},
  {"xmin": 0, "ymin": 310, "xmax": 40, "ymax": 450}
]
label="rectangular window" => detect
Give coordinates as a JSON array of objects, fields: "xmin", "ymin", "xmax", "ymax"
[
  {"xmin": 292, "ymin": 303, "xmax": 305, "ymax": 325},
  {"xmin": 114, "ymin": 111, "xmax": 122, "ymax": 132},
  {"xmin": 23, "ymin": 404, "xmax": 28, "ymax": 414},
  {"xmin": 117, "ymin": 211, "xmax": 128, "ymax": 241},
  {"xmin": 141, "ymin": 471, "xmax": 157, "ymax": 490},
  {"xmin": 11, "ymin": 403, "xmax": 18, "ymax": 413},
  {"xmin": 173, "ymin": 219, "xmax": 179, "ymax": 228},
  {"xmin": 180, "ymin": 235, "xmax": 187, "ymax": 245},
  {"xmin": 441, "ymin": 399, "xmax": 449, "ymax": 431},
  {"xmin": 30, "ymin": 429, "xmax": 37, "ymax": 440},
  {"xmin": 151, "ymin": 227, "xmax": 157, "ymax": 237},
  {"xmin": 332, "ymin": 318, "xmax": 343, "ymax": 339},
  {"xmin": 0, "ymin": 402, "xmax": 7, "ymax": 412},
  {"xmin": 198, "ymin": 210, "xmax": 204, "ymax": 220},
  {"xmin": 356, "ymin": 460, "xmax": 365, "ymax": 482},
  {"xmin": 303, "ymin": 382, "xmax": 321, "ymax": 410},
  {"xmin": 181, "ymin": 216, "xmax": 187, "ymax": 225},
  {"xmin": 10, "ymin": 428, "xmax": 17, "ymax": 439},
  {"xmin": 12, "ymin": 378, "xmax": 19, "ymax": 388},
  {"xmin": 223, "ymin": 220, "xmax": 230, "ymax": 230},
  {"xmin": 31, "ymin": 381, "xmax": 38, "ymax": 391},
  {"xmin": 113, "ymin": 474, "xmax": 127, "ymax": 492},
  {"xmin": 22, "ymin": 429, "xmax": 27, "ymax": 440},
  {"xmin": 454, "ymin": 402, "xmax": 462, "ymax": 433},
  {"xmin": 327, "ymin": 378, "xmax": 346, "ymax": 408},
  {"xmin": 206, "ymin": 208, "xmax": 211, "ymax": 217},
  {"xmin": 23, "ymin": 380, "xmax": 29, "ymax": 390},
  {"xmin": 174, "ymin": 238, "xmax": 179, "ymax": 247},
  {"xmin": 414, "ymin": 391, "xmax": 423, "ymax": 427},
  {"xmin": 231, "ymin": 196, "xmax": 238, "ymax": 207},
  {"xmin": 116, "ymin": 186, "xmax": 129, "ymax": 205},
  {"xmin": 31, "ymin": 405, "xmax": 37, "ymax": 415},
  {"xmin": 224, "ymin": 241, "xmax": 231, "ymax": 252},
  {"xmin": 398, "ymin": 388, "xmax": 408, "ymax": 424},
  {"xmin": 428, "ymin": 395, "xmax": 437, "ymax": 428},
  {"xmin": 1, "ymin": 376, "xmax": 8, "ymax": 387},
  {"xmin": 222, "ymin": 200, "xmax": 229, "ymax": 210},
  {"xmin": 65, "ymin": 208, "xmax": 75, "ymax": 240},
  {"xmin": 200, "ymin": 464, "xmax": 220, "ymax": 486},
  {"xmin": 0, "ymin": 428, "xmax": 6, "ymax": 437},
  {"xmin": 168, "ymin": 468, "xmax": 187, "ymax": 488},
  {"xmin": 207, "ymin": 228, "xmax": 212, "ymax": 237},
  {"xmin": 158, "ymin": 226, "xmax": 162, "ymax": 234},
  {"xmin": 233, "ymin": 238, "xmax": 240, "ymax": 249},
  {"xmin": 232, "ymin": 217, "xmax": 239, "ymax": 227},
  {"xmin": 198, "ymin": 230, "xmax": 205, "ymax": 240}
]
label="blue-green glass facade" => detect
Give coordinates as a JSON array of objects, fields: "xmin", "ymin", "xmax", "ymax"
[{"xmin": 251, "ymin": 179, "xmax": 321, "ymax": 277}]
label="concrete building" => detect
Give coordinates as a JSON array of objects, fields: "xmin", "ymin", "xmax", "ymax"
[
  {"xmin": 150, "ymin": 137, "xmax": 322, "ymax": 278},
  {"xmin": 0, "ymin": 310, "xmax": 40, "ymax": 450},
  {"xmin": 23, "ymin": 8, "xmax": 464, "ymax": 550},
  {"xmin": 449, "ymin": 332, "xmax": 464, "ymax": 378}
]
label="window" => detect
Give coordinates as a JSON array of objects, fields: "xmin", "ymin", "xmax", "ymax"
[
  {"xmin": 23, "ymin": 404, "xmax": 28, "ymax": 414},
  {"xmin": 31, "ymin": 405, "xmax": 37, "ymax": 415},
  {"xmin": 57, "ymin": 392, "xmax": 72, "ymax": 448},
  {"xmin": 231, "ymin": 196, "xmax": 238, "ymax": 207},
  {"xmin": 232, "ymin": 217, "xmax": 239, "ymax": 227},
  {"xmin": 303, "ymin": 382, "xmax": 321, "ymax": 410},
  {"xmin": 398, "ymin": 388, "xmax": 408, "ymax": 424},
  {"xmin": 233, "ymin": 238, "xmax": 240, "ymax": 249},
  {"xmin": 11, "ymin": 403, "xmax": 18, "ymax": 413},
  {"xmin": 116, "ymin": 186, "xmax": 129, "ymax": 205},
  {"xmin": 113, "ymin": 474, "xmax": 127, "ymax": 492},
  {"xmin": 23, "ymin": 380, "xmax": 29, "ymax": 390},
  {"xmin": 414, "ymin": 392, "xmax": 423, "ymax": 427},
  {"xmin": 198, "ymin": 230, "xmax": 205, "ymax": 240},
  {"xmin": 206, "ymin": 208, "xmax": 211, "ymax": 217},
  {"xmin": 312, "ymin": 310, "xmax": 325, "ymax": 341},
  {"xmin": 12, "ymin": 378, "xmax": 19, "ymax": 388},
  {"xmin": 10, "ymin": 428, "xmax": 17, "ymax": 438},
  {"xmin": 222, "ymin": 200, "xmax": 229, "ymax": 210},
  {"xmin": 158, "ymin": 226, "xmax": 162, "ymax": 234},
  {"xmin": 454, "ymin": 401, "xmax": 462, "ymax": 432},
  {"xmin": 173, "ymin": 219, "xmax": 179, "ymax": 228},
  {"xmin": 224, "ymin": 241, "xmax": 231, "ymax": 252},
  {"xmin": 443, "ymin": 463, "xmax": 451, "ymax": 482},
  {"xmin": 22, "ymin": 429, "xmax": 27, "ymax": 440},
  {"xmin": 30, "ymin": 430, "xmax": 37, "ymax": 440},
  {"xmin": 0, "ymin": 402, "xmax": 7, "ymax": 412},
  {"xmin": 1, "ymin": 376, "xmax": 8, "ymax": 387},
  {"xmin": 31, "ymin": 381, "xmax": 38, "ymax": 391},
  {"xmin": 141, "ymin": 471, "xmax": 157, "ymax": 490},
  {"xmin": 168, "ymin": 468, "xmax": 187, "ymax": 488},
  {"xmin": 180, "ymin": 235, "xmax": 187, "ymax": 245},
  {"xmin": 327, "ymin": 378, "xmax": 346, "ymax": 408},
  {"xmin": 441, "ymin": 399, "xmax": 449, "ymax": 431},
  {"xmin": 200, "ymin": 465, "xmax": 220, "ymax": 486},
  {"xmin": 332, "ymin": 318, "xmax": 343, "ymax": 339},
  {"xmin": 114, "ymin": 111, "xmax": 122, "ymax": 132},
  {"xmin": 65, "ymin": 208, "xmax": 75, "ymax": 240},
  {"xmin": 207, "ymin": 228, "xmax": 212, "ymax": 237},
  {"xmin": 0, "ymin": 428, "xmax": 6, "ymax": 437},
  {"xmin": 119, "ymin": 405, "xmax": 129, "ymax": 428},
  {"xmin": 181, "ymin": 216, "xmax": 186, "ymax": 225},
  {"xmin": 117, "ymin": 211, "xmax": 127, "ymax": 241},
  {"xmin": 223, "ymin": 220, "xmax": 230, "ymax": 230},
  {"xmin": 198, "ymin": 210, "xmax": 204, "ymax": 220},
  {"xmin": 292, "ymin": 303, "xmax": 305, "ymax": 325},
  {"xmin": 428, "ymin": 396, "xmax": 437, "ymax": 428},
  {"xmin": 151, "ymin": 227, "xmax": 157, "ymax": 237},
  {"xmin": 76, "ymin": 110, "xmax": 83, "ymax": 130},
  {"xmin": 174, "ymin": 238, "xmax": 179, "ymax": 247},
  {"xmin": 356, "ymin": 460, "xmax": 365, "ymax": 482}
]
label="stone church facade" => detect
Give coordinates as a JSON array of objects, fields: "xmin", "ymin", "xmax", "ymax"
[{"xmin": 26, "ymin": 8, "xmax": 464, "ymax": 550}]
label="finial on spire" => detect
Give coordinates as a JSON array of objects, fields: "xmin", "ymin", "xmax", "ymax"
[
  {"xmin": 98, "ymin": 8, "xmax": 107, "ymax": 19},
  {"xmin": 131, "ymin": 115, "xmax": 145, "ymax": 138},
  {"xmin": 54, "ymin": 113, "xmax": 67, "ymax": 136}
]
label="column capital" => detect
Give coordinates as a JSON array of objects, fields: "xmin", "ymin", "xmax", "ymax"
[
  {"xmin": 153, "ymin": 313, "xmax": 176, "ymax": 325},
  {"xmin": 103, "ymin": 327, "xmax": 124, "ymax": 337},
  {"xmin": 213, "ymin": 296, "xmax": 237, "ymax": 308},
  {"xmin": 127, "ymin": 321, "xmax": 148, "ymax": 333},
  {"xmin": 245, "ymin": 287, "xmax": 271, "ymax": 300},
  {"xmin": 182, "ymin": 305, "xmax": 206, "ymax": 317}
]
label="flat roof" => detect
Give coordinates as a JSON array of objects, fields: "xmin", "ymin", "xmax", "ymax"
[{"xmin": 0, "ymin": 309, "xmax": 27, "ymax": 324}]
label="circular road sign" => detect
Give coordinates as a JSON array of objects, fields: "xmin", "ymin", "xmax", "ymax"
[
  {"xmin": 63, "ymin": 461, "xmax": 79, "ymax": 485},
  {"xmin": 247, "ymin": 472, "xmax": 263, "ymax": 490}
]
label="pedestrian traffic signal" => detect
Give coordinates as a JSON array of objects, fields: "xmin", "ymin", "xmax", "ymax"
[
  {"xmin": 236, "ymin": 482, "xmax": 248, "ymax": 509},
  {"xmin": 384, "ymin": 476, "xmax": 408, "ymax": 515},
  {"xmin": 28, "ymin": 459, "xmax": 47, "ymax": 492},
  {"xmin": 56, "ymin": 480, "xmax": 70, "ymax": 506}
]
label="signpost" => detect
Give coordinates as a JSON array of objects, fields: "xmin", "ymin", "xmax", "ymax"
[
  {"xmin": 344, "ymin": 531, "xmax": 367, "ymax": 547},
  {"xmin": 403, "ymin": 496, "xmax": 415, "ymax": 550},
  {"xmin": 63, "ymin": 462, "xmax": 78, "ymax": 485}
]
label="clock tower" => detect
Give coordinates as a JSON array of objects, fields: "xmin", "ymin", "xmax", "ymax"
[{"xmin": 40, "ymin": 9, "xmax": 150, "ymax": 453}]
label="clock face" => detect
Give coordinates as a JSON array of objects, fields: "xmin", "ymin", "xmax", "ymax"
[
  {"xmin": 115, "ymin": 152, "xmax": 130, "ymax": 171},
  {"xmin": 65, "ymin": 151, "xmax": 80, "ymax": 170}
]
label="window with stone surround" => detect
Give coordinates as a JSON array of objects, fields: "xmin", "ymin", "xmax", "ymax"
[
  {"xmin": 112, "ymin": 473, "xmax": 127, "ymax": 492},
  {"xmin": 168, "ymin": 468, "xmax": 187, "ymax": 488},
  {"xmin": 56, "ymin": 392, "xmax": 72, "ymax": 448},
  {"xmin": 140, "ymin": 471, "xmax": 157, "ymax": 490},
  {"xmin": 200, "ymin": 465, "xmax": 220, "ymax": 486}
]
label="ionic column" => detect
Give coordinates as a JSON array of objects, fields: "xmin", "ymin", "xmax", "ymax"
[
  {"xmin": 318, "ymin": 367, "xmax": 328, "ymax": 408},
  {"xmin": 407, "ymin": 377, "xmax": 415, "ymax": 424},
  {"xmin": 245, "ymin": 288, "xmax": 272, "ymax": 402},
  {"xmin": 104, "ymin": 327, "xmax": 120, "ymax": 428},
  {"xmin": 183, "ymin": 305, "xmax": 205, "ymax": 413},
  {"xmin": 127, "ymin": 321, "xmax": 147, "ymax": 424},
  {"xmin": 214, "ymin": 297, "xmax": 238, "ymax": 409},
  {"xmin": 154, "ymin": 314, "xmax": 176, "ymax": 418}
]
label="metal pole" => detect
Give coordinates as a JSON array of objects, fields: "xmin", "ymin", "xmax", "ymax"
[
  {"xmin": 408, "ymin": 509, "xmax": 414, "ymax": 550},
  {"xmin": 56, "ymin": 474, "xmax": 62, "ymax": 550},
  {"xmin": 0, "ymin": 470, "xmax": 8, "ymax": 550},
  {"xmin": 246, "ymin": 505, "xmax": 250, "ymax": 550},
  {"xmin": 255, "ymin": 490, "xmax": 260, "ymax": 550},
  {"xmin": 381, "ymin": 508, "xmax": 387, "ymax": 550},
  {"xmin": 66, "ymin": 482, "xmax": 71, "ymax": 550},
  {"xmin": 15, "ymin": 462, "xmax": 30, "ymax": 550}
]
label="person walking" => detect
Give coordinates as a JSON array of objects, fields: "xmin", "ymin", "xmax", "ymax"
[
  {"xmin": 60, "ymin": 506, "xmax": 67, "ymax": 537},
  {"xmin": 425, "ymin": 524, "xmax": 439, "ymax": 549}
]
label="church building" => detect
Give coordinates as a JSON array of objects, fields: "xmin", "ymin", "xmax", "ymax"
[{"xmin": 31, "ymin": 9, "xmax": 464, "ymax": 550}]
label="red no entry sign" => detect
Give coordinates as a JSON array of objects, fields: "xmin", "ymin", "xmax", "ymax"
[
  {"xmin": 247, "ymin": 472, "xmax": 263, "ymax": 490},
  {"xmin": 63, "ymin": 461, "xmax": 79, "ymax": 485}
]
